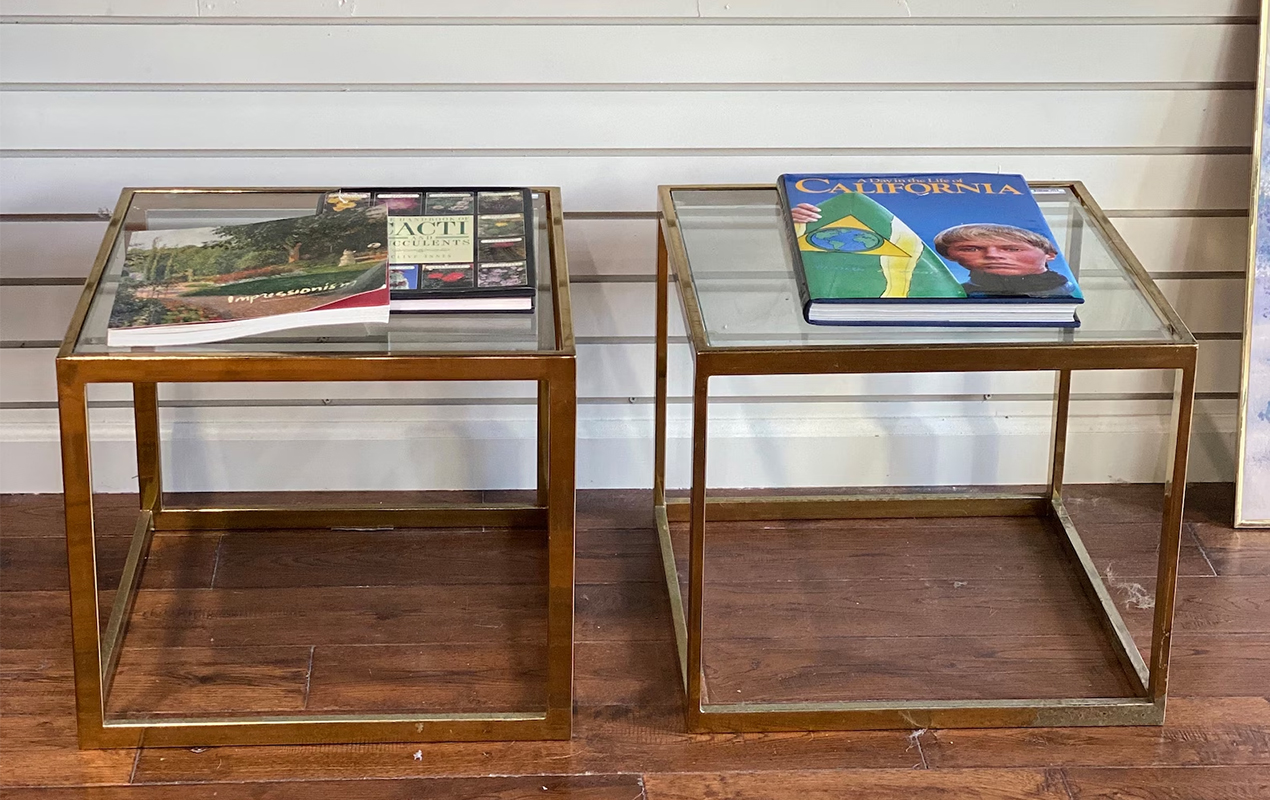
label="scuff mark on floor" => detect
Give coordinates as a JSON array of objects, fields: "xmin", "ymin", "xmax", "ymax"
[
  {"xmin": 906, "ymin": 727, "xmax": 927, "ymax": 750},
  {"xmin": 1105, "ymin": 564, "xmax": 1155, "ymax": 609}
]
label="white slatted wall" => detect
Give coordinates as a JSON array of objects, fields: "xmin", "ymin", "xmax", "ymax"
[{"xmin": 0, "ymin": 1, "xmax": 1257, "ymax": 493}]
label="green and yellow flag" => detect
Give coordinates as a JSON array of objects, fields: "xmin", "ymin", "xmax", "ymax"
[{"xmin": 796, "ymin": 190, "xmax": 965, "ymax": 300}]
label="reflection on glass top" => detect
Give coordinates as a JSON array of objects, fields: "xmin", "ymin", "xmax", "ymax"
[
  {"xmin": 73, "ymin": 190, "xmax": 556, "ymax": 355},
  {"xmin": 669, "ymin": 187, "xmax": 1187, "ymax": 348}
]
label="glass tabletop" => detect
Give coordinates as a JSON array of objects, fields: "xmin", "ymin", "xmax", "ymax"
[
  {"xmin": 668, "ymin": 186, "xmax": 1189, "ymax": 348},
  {"xmin": 72, "ymin": 189, "xmax": 559, "ymax": 355}
]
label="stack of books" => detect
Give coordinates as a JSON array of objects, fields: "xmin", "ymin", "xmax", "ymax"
[{"xmin": 105, "ymin": 187, "xmax": 536, "ymax": 347}]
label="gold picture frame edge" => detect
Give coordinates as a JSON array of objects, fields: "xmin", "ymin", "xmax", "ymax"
[{"xmin": 1235, "ymin": 0, "xmax": 1270, "ymax": 528}]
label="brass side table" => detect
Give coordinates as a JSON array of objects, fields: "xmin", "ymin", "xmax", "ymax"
[
  {"xmin": 654, "ymin": 183, "xmax": 1196, "ymax": 732},
  {"xmin": 57, "ymin": 187, "xmax": 576, "ymax": 748}
]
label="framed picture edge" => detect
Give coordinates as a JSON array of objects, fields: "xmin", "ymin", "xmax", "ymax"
[{"xmin": 1236, "ymin": 0, "xmax": 1270, "ymax": 528}]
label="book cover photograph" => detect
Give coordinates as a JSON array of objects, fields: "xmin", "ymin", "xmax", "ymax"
[
  {"xmin": 107, "ymin": 206, "xmax": 390, "ymax": 347},
  {"xmin": 778, "ymin": 172, "xmax": 1083, "ymax": 327},
  {"xmin": 324, "ymin": 188, "xmax": 537, "ymax": 313}
]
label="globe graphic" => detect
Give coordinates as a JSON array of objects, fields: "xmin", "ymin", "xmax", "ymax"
[{"xmin": 808, "ymin": 227, "xmax": 885, "ymax": 253}]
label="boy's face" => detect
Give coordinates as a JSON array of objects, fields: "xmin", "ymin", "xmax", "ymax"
[{"xmin": 943, "ymin": 237, "xmax": 1055, "ymax": 276}]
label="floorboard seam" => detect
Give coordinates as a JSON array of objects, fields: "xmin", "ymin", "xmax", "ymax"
[
  {"xmin": 208, "ymin": 534, "xmax": 225, "ymax": 589},
  {"xmin": 126, "ymin": 773, "xmax": 650, "ymax": 788},
  {"xmin": 127, "ymin": 746, "xmax": 142, "ymax": 784},
  {"xmin": 1187, "ymin": 521, "xmax": 1221, "ymax": 578},
  {"xmin": 1057, "ymin": 768, "xmax": 1078, "ymax": 800}
]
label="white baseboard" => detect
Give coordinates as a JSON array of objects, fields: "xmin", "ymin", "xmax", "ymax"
[{"xmin": 0, "ymin": 400, "xmax": 1238, "ymax": 494}]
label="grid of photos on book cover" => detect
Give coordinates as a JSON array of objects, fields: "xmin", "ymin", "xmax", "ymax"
[{"xmin": 371, "ymin": 190, "xmax": 529, "ymax": 293}]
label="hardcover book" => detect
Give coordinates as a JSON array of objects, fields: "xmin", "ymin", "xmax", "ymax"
[
  {"xmin": 106, "ymin": 206, "xmax": 390, "ymax": 347},
  {"xmin": 323, "ymin": 187, "xmax": 536, "ymax": 313},
  {"xmin": 778, "ymin": 172, "xmax": 1083, "ymax": 326}
]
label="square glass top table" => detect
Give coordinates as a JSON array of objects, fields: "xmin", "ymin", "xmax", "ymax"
[
  {"xmin": 57, "ymin": 188, "xmax": 576, "ymax": 748},
  {"xmin": 654, "ymin": 183, "xmax": 1196, "ymax": 732}
]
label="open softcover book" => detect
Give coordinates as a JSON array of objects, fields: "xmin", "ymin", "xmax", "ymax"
[{"xmin": 107, "ymin": 205, "xmax": 390, "ymax": 347}]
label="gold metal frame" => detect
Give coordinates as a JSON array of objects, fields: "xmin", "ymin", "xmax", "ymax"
[
  {"xmin": 57, "ymin": 187, "xmax": 576, "ymax": 748},
  {"xmin": 1236, "ymin": 0, "xmax": 1270, "ymax": 528},
  {"xmin": 654, "ymin": 183, "xmax": 1197, "ymax": 731}
]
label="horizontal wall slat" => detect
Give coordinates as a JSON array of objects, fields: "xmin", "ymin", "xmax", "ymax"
[
  {"xmin": 0, "ymin": 275, "xmax": 699, "ymax": 344},
  {"xmin": 0, "ymin": 396, "xmax": 1237, "ymax": 429},
  {"xmin": 1, "ymin": 1, "xmax": 1255, "ymax": 20},
  {"xmin": 0, "ymin": 217, "xmax": 657, "ymax": 280},
  {"xmin": 1, "ymin": 396, "xmax": 1233, "ymax": 428},
  {"xmin": 0, "ymin": 276, "xmax": 1244, "ymax": 356},
  {"xmin": 0, "ymin": 0, "xmax": 702, "ymax": 19},
  {"xmin": 695, "ymin": 0, "xmax": 1259, "ymax": 18},
  {"xmin": 1157, "ymin": 276, "xmax": 1246, "ymax": 334},
  {"xmin": 0, "ymin": 281, "xmax": 697, "ymax": 346},
  {"xmin": 561, "ymin": 217, "xmax": 656, "ymax": 277},
  {"xmin": 0, "ymin": 284, "xmax": 84, "ymax": 341},
  {"xmin": 1110, "ymin": 215, "xmax": 1250, "ymax": 273},
  {"xmin": 0, "ymin": 220, "xmax": 108, "ymax": 279},
  {"xmin": 0, "ymin": 215, "xmax": 1249, "ymax": 282},
  {"xmin": 0, "ymin": 24, "xmax": 1255, "ymax": 85},
  {"xmin": 0, "ymin": 1, "xmax": 197, "ymax": 17},
  {"xmin": 0, "ymin": 154, "xmax": 1251, "ymax": 214},
  {"xmin": 0, "ymin": 271, "xmax": 1242, "ymax": 409},
  {"xmin": 2, "ymin": 90, "xmax": 1254, "ymax": 150},
  {"xmin": 73, "ymin": 396, "xmax": 1241, "ymax": 422}
]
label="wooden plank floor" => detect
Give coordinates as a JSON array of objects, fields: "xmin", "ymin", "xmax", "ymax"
[{"xmin": 1, "ymin": 485, "xmax": 1268, "ymax": 798}]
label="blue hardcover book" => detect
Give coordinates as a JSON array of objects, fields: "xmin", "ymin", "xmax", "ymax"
[{"xmin": 777, "ymin": 172, "xmax": 1083, "ymax": 327}]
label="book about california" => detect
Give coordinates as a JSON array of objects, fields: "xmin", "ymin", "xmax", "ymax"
[
  {"xmin": 106, "ymin": 205, "xmax": 390, "ymax": 347},
  {"xmin": 777, "ymin": 172, "xmax": 1083, "ymax": 327},
  {"xmin": 321, "ymin": 187, "xmax": 536, "ymax": 313}
]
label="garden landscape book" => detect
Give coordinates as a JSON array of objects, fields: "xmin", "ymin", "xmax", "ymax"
[
  {"xmin": 777, "ymin": 172, "xmax": 1083, "ymax": 326},
  {"xmin": 106, "ymin": 206, "xmax": 390, "ymax": 347},
  {"xmin": 322, "ymin": 188, "xmax": 536, "ymax": 313}
]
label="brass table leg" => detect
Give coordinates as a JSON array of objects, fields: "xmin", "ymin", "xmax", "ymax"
[
  {"xmin": 1149, "ymin": 361, "xmax": 1197, "ymax": 702},
  {"xmin": 59, "ymin": 368, "xmax": 137, "ymax": 747},
  {"xmin": 537, "ymin": 379, "xmax": 550, "ymax": 506},
  {"xmin": 133, "ymin": 382, "xmax": 162, "ymax": 512},
  {"xmin": 544, "ymin": 363, "xmax": 577, "ymax": 737},
  {"xmin": 1049, "ymin": 369, "xmax": 1072, "ymax": 499},
  {"xmin": 654, "ymin": 224, "xmax": 670, "ymax": 509},
  {"xmin": 685, "ymin": 368, "xmax": 709, "ymax": 730}
]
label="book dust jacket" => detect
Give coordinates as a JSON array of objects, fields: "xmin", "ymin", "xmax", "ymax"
[
  {"xmin": 388, "ymin": 215, "xmax": 474, "ymax": 265},
  {"xmin": 779, "ymin": 173, "xmax": 1083, "ymax": 318}
]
